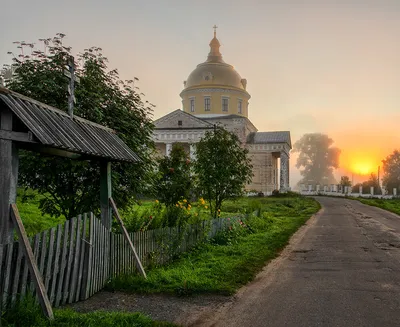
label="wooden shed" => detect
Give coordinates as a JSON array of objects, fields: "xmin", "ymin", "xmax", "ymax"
[{"xmin": 0, "ymin": 86, "xmax": 140, "ymax": 244}]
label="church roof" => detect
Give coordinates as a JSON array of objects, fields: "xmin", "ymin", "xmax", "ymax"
[{"xmin": 247, "ymin": 131, "xmax": 292, "ymax": 148}]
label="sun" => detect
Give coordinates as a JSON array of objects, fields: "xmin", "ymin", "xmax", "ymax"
[{"xmin": 352, "ymin": 162, "xmax": 373, "ymax": 175}]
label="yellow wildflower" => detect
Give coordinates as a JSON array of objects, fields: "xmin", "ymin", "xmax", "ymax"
[
  {"xmin": 205, "ymin": 205, "xmax": 208, "ymax": 209},
  {"xmin": 175, "ymin": 204, "xmax": 179, "ymax": 207},
  {"xmin": 183, "ymin": 199, "xmax": 187, "ymax": 203},
  {"xmin": 155, "ymin": 200, "xmax": 159, "ymax": 204}
]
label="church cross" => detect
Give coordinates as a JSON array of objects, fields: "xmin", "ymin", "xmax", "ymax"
[
  {"xmin": 63, "ymin": 56, "xmax": 80, "ymax": 118},
  {"xmin": 213, "ymin": 25, "xmax": 218, "ymax": 37}
]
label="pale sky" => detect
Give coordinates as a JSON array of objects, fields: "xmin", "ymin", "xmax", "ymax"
[{"xmin": 2, "ymin": 0, "xmax": 400, "ymax": 186}]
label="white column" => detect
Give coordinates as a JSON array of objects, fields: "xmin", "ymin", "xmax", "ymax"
[
  {"xmin": 359, "ymin": 185, "xmax": 362, "ymax": 194},
  {"xmin": 279, "ymin": 152, "xmax": 290, "ymax": 192},
  {"xmin": 189, "ymin": 144, "xmax": 196, "ymax": 160},
  {"xmin": 316, "ymin": 185, "xmax": 320, "ymax": 192},
  {"xmin": 370, "ymin": 186, "xmax": 374, "ymax": 195},
  {"xmin": 394, "ymin": 188, "xmax": 397, "ymax": 196},
  {"xmin": 166, "ymin": 143, "xmax": 172, "ymax": 157}
]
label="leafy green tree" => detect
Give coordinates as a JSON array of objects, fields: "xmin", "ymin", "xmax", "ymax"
[
  {"xmin": 3, "ymin": 35, "xmax": 155, "ymax": 218},
  {"xmin": 293, "ymin": 133, "xmax": 341, "ymax": 186},
  {"xmin": 361, "ymin": 173, "xmax": 381, "ymax": 194},
  {"xmin": 155, "ymin": 143, "xmax": 192, "ymax": 207},
  {"xmin": 194, "ymin": 128, "xmax": 253, "ymax": 219},
  {"xmin": 340, "ymin": 176, "xmax": 352, "ymax": 188},
  {"xmin": 382, "ymin": 150, "xmax": 400, "ymax": 194}
]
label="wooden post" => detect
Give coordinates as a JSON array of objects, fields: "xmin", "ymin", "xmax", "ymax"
[
  {"xmin": 0, "ymin": 108, "xmax": 18, "ymax": 245},
  {"xmin": 109, "ymin": 198, "xmax": 146, "ymax": 278},
  {"xmin": 10, "ymin": 204, "xmax": 53, "ymax": 320},
  {"xmin": 100, "ymin": 161, "xmax": 112, "ymax": 230}
]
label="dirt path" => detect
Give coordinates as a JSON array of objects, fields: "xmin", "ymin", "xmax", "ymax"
[
  {"xmin": 188, "ymin": 197, "xmax": 400, "ymax": 327},
  {"xmin": 67, "ymin": 206, "xmax": 320, "ymax": 326}
]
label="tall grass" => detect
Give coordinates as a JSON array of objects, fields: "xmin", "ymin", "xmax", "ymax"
[{"xmin": 108, "ymin": 196, "xmax": 320, "ymax": 295}]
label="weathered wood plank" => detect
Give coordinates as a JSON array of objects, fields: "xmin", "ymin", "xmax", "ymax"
[
  {"xmin": 44, "ymin": 228, "xmax": 55, "ymax": 293},
  {"xmin": 81, "ymin": 213, "xmax": 93, "ymax": 300},
  {"xmin": 55, "ymin": 219, "xmax": 69, "ymax": 307},
  {"xmin": 39, "ymin": 231, "xmax": 48, "ymax": 275},
  {"xmin": 109, "ymin": 198, "xmax": 146, "ymax": 278},
  {"xmin": 62, "ymin": 217, "xmax": 76, "ymax": 305},
  {"xmin": 11, "ymin": 243, "xmax": 23, "ymax": 304},
  {"xmin": 49, "ymin": 224, "xmax": 62, "ymax": 304},
  {"xmin": 69, "ymin": 215, "xmax": 81, "ymax": 303},
  {"xmin": 30, "ymin": 233, "xmax": 40, "ymax": 294},
  {"xmin": 0, "ymin": 107, "xmax": 18, "ymax": 245},
  {"xmin": 2, "ymin": 242, "xmax": 14, "ymax": 306},
  {"xmin": 10, "ymin": 204, "xmax": 53, "ymax": 319},
  {"xmin": 100, "ymin": 161, "xmax": 112, "ymax": 230},
  {"xmin": 76, "ymin": 215, "xmax": 86, "ymax": 302}
]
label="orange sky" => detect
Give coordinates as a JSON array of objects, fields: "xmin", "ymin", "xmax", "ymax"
[{"xmin": 1, "ymin": 0, "xmax": 400, "ymax": 186}]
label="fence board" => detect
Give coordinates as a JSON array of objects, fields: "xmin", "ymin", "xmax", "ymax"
[
  {"xmin": 62, "ymin": 217, "xmax": 76, "ymax": 305},
  {"xmin": 76, "ymin": 216, "xmax": 86, "ymax": 302},
  {"xmin": 11, "ymin": 244, "xmax": 23, "ymax": 304},
  {"xmin": 69, "ymin": 216, "xmax": 81, "ymax": 303},
  {"xmin": 55, "ymin": 219, "xmax": 69, "ymax": 307},
  {"xmin": 44, "ymin": 228, "xmax": 55, "ymax": 293},
  {"xmin": 49, "ymin": 224, "xmax": 62, "ymax": 304},
  {"xmin": 2, "ymin": 242, "xmax": 14, "ymax": 306}
]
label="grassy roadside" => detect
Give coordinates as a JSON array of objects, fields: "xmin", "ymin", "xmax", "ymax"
[
  {"xmin": 108, "ymin": 196, "xmax": 320, "ymax": 295},
  {"xmin": 354, "ymin": 197, "xmax": 400, "ymax": 216},
  {"xmin": 1, "ymin": 296, "xmax": 176, "ymax": 327}
]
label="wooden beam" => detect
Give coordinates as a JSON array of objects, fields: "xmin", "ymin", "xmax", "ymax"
[
  {"xmin": 100, "ymin": 162, "xmax": 112, "ymax": 230},
  {"xmin": 0, "ymin": 130, "xmax": 37, "ymax": 143},
  {"xmin": 10, "ymin": 204, "xmax": 54, "ymax": 320},
  {"xmin": 0, "ymin": 108, "xmax": 18, "ymax": 244},
  {"xmin": 109, "ymin": 198, "xmax": 146, "ymax": 278}
]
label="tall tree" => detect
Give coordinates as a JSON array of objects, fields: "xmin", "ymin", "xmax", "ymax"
[
  {"xmin": 382, "ymin": 150, "xmax": 400, "ymax": 194},
  {"xmin": 3, "ymin": 34, "xmax": 155, "ymax": 218},
  {"xmin": 194, "ymin": 128, "xmax": 253, "ymax": 219},
  {"xmin": 293, "ymin": 133, "xmax": 341, "ymax": 186}
]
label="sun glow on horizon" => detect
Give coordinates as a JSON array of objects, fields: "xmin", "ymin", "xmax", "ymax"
[{"xmin": 351, "ymin": 162, "xmax": 374, "ymax": 176}]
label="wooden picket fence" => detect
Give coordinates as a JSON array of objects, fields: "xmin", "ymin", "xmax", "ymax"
[{"xmin": 0, "ymin": 214, "xmax": 234, "ymax": 308}]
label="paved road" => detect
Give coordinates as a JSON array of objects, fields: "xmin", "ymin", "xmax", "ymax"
[{"xmin": 192, "ymin": 197, "xmax": 400, "ymax": 327}]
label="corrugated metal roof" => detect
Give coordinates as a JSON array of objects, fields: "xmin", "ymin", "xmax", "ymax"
[
  {"xmin": 247, "ymin": 131, "xmax": 291, "ymax": 147},
  {"xmin": 0, "ymin": 87, "xmax": 140, "ymax": 162}
]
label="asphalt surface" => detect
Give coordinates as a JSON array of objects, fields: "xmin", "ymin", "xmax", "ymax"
[{"xmin": 192, "ymin": 197, "xmax": 400, "ymax": 327}]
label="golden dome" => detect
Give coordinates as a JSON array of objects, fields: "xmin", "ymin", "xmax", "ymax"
[{"xmin": 183, "ymin": 28, "xmax": 248, "ymax": 91}]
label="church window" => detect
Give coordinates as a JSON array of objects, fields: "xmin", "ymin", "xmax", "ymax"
[
  {"xmin": 190, "ymin": 98, "xmax": 195, "ymax": 112},
  {"xmin": 238, "ymin": 99, "xmax": 242, "ymax": 114},
  {"xmin": 222, "ymin": 97, "xmax": 229, "ymax": 112},
  {"xmin": 204, "ymin": 96, "xmax": 211, "ymax": 111},
  {"xmin": 178, "ymin": 120, "xmax": 182, "ymax": 126}
]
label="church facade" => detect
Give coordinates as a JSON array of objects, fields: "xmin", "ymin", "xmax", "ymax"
[{"xmin": 152, "ymin": 28, "xmax": 291, "ymax": 193}]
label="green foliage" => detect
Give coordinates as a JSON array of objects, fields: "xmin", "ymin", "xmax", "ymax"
[
  {"xmin": 1, "ymin": 294, "xmax": 175, "ymax": 327},
  {"xmin": 340, "ymin": 176, "xmax": 352, "ymax": 187},
  {"xmin": 382, "ymin": 149, "xmax": 400, "ymax": 194},
  {"xmin": 293, "ymin": 133, "xmax": 341, "ymax": 186},
  {"xmin": 155, "ymin": 144, "xmax": 192, "ymax": 207},
  {"xmin": 4, "ymin": 35, "xmax": 155, "ymax": 218},
  {"xmin": 194, "ymin": 128, "xmax": 253, "ymax": 218},
  {"xmin": 356, "ymin": 198, "xmax": 400, "ymax": 215},
  {"xmin": 108, "ymin": 196, "xmax": 320, "ymax": 295},
  {"xmin": 16, "ymin": 189, "xmax": 65, "ymax": 236}
]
